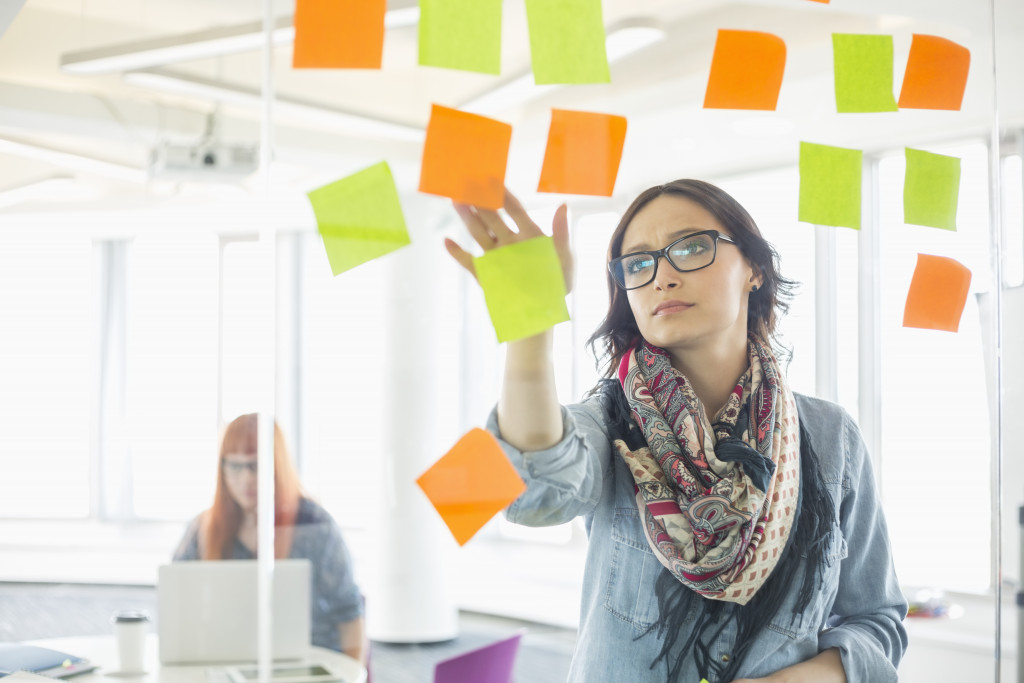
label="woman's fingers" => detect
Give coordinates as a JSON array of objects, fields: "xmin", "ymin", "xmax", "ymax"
[
  {"xmin": 475, "ymin": 207, "xmax": 517, "ymax": 245},
  {"xmin": 551, "ymin": 203, "xmax": 575, "ymax": 294},
  {"xmin": 453, "ymin": 202, "xmax": 498, "ymax": 251},
  {"xmin": 443, "ymin": 237, "xmax": 477, "ymax": 280},
  {"xmin": 503, "ymin": 189, "xmax": 543, "ymax": 238}
]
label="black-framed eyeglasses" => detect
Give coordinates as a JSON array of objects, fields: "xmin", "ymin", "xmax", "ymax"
[
  {"xmin": 607, "ymin": 230, "xmax": 738, "ymax": 290},
  {"xmin": 222, "ymin": 460, "xmax": 258, "ymax": 476}
]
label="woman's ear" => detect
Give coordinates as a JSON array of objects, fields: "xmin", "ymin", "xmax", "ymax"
[{"xmin": 749, "ymin": 270, "xmax": 764, "ymax": 293}]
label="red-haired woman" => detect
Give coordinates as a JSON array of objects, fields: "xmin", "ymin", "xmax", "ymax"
[
  {"xmin": 445, "ymin": 183, "xmax": 907, "ymax": 683},
  {"xmin": 173, "ymin": 414, "xmax": 365, "ymax": 664}
]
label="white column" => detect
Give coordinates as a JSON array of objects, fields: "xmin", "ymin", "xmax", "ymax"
[{"xmin": 367, "ymin": 195, "xmax": 459, "ymax": 643}]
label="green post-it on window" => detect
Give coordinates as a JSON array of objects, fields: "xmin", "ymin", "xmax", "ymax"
[
  {"xmin": 419, "ymin": 0, "xmax": 502, "ymax": 75},
  {"xmin": 798, "ymin": 141, "xmax": 863, "ymax": 230},
  {"xmin": 832, "ymin": 33, "xmax": 898, "ymax": 113},
  {"xmin": 524, "ymin": 0, "xmax": 610, "ymax": 85},
  {"xmin": 904, "ymin": 148, "xmax": 961, "ymax": 231},
  {"xmin": 307, "ymin": 161, "xmax": 411, "ymax": 276},
  {"xmin": 474, "ymin": 237, "xmax": 570, "ymax": 343}
]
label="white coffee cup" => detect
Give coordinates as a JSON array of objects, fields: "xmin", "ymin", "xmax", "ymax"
[{"xmin": 112, "ymin": 610, "xmax": 150, "ymax": 675}]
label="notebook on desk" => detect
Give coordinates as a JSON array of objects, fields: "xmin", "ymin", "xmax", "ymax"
[
  {"xmin": 157, "ymin": 559, "xmax": 311, "ymax": 665},
  {"xmin": 0, "ymin": 643, "xmax": 96, "ymax": 678}
]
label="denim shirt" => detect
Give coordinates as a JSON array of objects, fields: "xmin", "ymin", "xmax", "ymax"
[{"xmin": 487, "ymin": 392, "xmax": 908, "ymax": 683}]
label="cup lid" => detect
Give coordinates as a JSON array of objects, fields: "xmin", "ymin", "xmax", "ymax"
[{"xmin": 112, "ymin": 610, "xmax": 150, "ymax": 623}]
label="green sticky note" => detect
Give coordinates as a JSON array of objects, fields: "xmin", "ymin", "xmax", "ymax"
[
  {"xmin": 904, "ymin": 148, "xmax": 961, "ymax": 231},
  {"xmin": 307, "ymin": 161, "xmax": 411, "ymax": 276},
  {"xmin": 524, "ymin": 0, "xmax": 610, "ymax": 84},
  {"xmin": 474, "ymin": 237, "xmax": 570, "ymax": 343},
  {"xmin": 419, "ymin": 0, "xmax": 502, "ymax": 75},
  {"xmin": 798, "ymin": 141, "xmax": 863, "ymax": 230},
  {"xmin": 832, "ymin": 33, "xmax": 898, "ymax": 113}
]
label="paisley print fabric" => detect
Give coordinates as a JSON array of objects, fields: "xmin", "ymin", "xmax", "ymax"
[{"xmin": 615, "ymin": 337, "xmax": 800, "ymax": 604}]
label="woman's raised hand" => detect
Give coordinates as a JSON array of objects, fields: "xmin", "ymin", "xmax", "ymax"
[{"xmin": 443, "ymin": 188, "xmax": 575, "ymax": 294}]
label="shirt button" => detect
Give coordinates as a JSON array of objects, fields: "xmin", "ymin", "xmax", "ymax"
[{"xmin": 721, "ymin": 654, "xmax": 731, "ymax": 662}]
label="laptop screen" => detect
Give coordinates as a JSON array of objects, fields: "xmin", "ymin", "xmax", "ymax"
[{"xmin": 157, "ymin": 559, "xmax": 312, "ymax": 664}]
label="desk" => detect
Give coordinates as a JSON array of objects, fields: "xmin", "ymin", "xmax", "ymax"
[{"xmin": 26, "ymin": 636, "xmax": 366, "ymax": 683}]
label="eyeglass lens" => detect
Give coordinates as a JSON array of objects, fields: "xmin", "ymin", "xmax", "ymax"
[
  {"xmin": 223, "ymin": 461, "xmax": 257, "ymax": 475},
  {"xmin": 614, "ymin": 232, "xmax": 718, "ymax": 289}
]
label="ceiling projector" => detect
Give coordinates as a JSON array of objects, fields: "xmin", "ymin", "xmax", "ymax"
[{"xmin": 150, "ymin": 141, "xmax": 259, "ymax": 180}]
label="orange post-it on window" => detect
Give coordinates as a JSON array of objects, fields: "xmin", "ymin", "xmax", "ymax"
[
  {"xmin": 902, "ymin": 254, "xmax": 972, "ymax": 332},
  {"xmin": 293, "ymin": 0, "xmax": 385, "ymax": 69},
  {"xmin": 537, "ymin": 109, "xmax": 627, "ymax": 197},
  {"xmin": 416, "ymin": 428, "xmax": 527, "ymax": 547},
  {"xmin": 898, "ymin": 34, "xmax": 970, "ymax": 111},
  {"xmin": 703, "ymin": 30, "xmax": 787, "ymax": 111},
  {"xmin": 419, "ymin": 104, "xmax": 512, "ymax": 210}
]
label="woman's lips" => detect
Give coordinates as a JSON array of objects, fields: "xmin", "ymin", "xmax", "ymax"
[{"xmin": 653, "ymin": 301, "xmax": 693, "ymax": 315}]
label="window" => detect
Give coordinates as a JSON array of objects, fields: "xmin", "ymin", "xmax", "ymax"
[
  {"xmin": 719, "ymin": 168, "xmax": 828, "ymax": 402},
  {"xmin": 124, "ymin": 234, "xmax": 219, "ymax": 521},
  {"xmin": 876, "ymin": 142, "xmax": 992, "ymax": 591},
  {"xmin": 0, "ymin": 234, "xmax": 93, "ymax": 518}
]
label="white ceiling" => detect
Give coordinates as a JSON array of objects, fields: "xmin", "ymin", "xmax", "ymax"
[{"xmin": 0, "ymin": 0, "xmax": 1021, "ymax": 219}]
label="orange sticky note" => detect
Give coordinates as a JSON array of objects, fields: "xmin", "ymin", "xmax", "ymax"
[
  {"xmin": 902, "ymin": 254, "xmax": 972, "ymax": 332},
  {"xmin": 416, "ymin": 428, "xmax": 527, "ymax": 546},
  {"xmin": 419, "ymin": 104, "xmax": 512, "ymax": 210},
  {"xmin": 293, "ymin": 0, "xmax": 385, "ymax": 69},
  {"xmin": 537, "ymin": 109, "xmax": 627, "ymax": 196},
  {"xmin": 703, "ymin": 30, "xmax": 787, "ymax": 111},
  {"xmin": 805, "ymin": 0, "xmax": 829, "ymax": 3},
  {"xmin": 898, "ymin": 34, "xmax": 970, "ymax": 111}
]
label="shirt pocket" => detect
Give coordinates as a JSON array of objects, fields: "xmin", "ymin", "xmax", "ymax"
[
  {"xmin": 604, "ymin": 507, "xmax": 695, "ymax": 632},
  {"xmin": 767, "ymin": 524, "xmax": 848, "ymax": 639}
]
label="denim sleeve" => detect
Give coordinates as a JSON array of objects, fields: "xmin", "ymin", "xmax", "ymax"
[
  {"xmin": 817, "ymin": 414, "xmax": 909, "ymax": 683},
  {"xmin": 485, "ymin": 397, "xmax": 613, "ymax": 526},
  {"xmin": 171, "ymin": 515, "xmax": 201, "ymax": 561},
  {"xmin": 308, "ymin": 521, "xmax": 364, "ymax": 625}
]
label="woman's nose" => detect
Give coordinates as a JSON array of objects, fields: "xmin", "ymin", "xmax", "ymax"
[{"xmin": 652, "ymin": 255, "xmax": 681, "ymax": 290}]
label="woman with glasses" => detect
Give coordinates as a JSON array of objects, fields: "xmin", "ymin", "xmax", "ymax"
[
  {"xmin": 445, "ymin": 180, "xmax": 906, "ymax": 683},
  {"xmin": 172, "ymin": 414, "xmax": 366, "ymax": 664}
]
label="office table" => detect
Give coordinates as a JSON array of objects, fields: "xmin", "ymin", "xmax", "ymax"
[{"xmin": 26, "ymin": 636, "xmax": 367, "ymax": 683}]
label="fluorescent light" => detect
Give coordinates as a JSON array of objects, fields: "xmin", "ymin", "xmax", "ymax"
[
  {"xmin": 122, "ymin": 69, "xmax": 425, "ymax": 142},
  {"xmin": 0, "ymin": 176, "xmax": 86, "ymax": 209},
  {"xmin": 0, "ymin": 138, "xmax": 148, "ymax": 183},
  {"xmin": 461, "ymin": 20, "xmax": 666, "ymax": 117},
  {"xmin": 61, "ymin": 9, "xmax": 420, "ymax": 75}
]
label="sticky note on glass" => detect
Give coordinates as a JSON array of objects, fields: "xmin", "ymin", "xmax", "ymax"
[
  {"xmin": 475, "ymin": 237, "xmax": 570, "ymax": 343},
  {"xmin": 293, "ymin": 0, "xmax": 385, "ymax": 69},
  {"xmin": 416, "ymin": 428, "xmax": 527, "ymax": 546},
  {"xmin": 419, "ymin": 104, "xmax": 512, "ymax": 210},
  {"xmin": 524, "ymin": 0, "xmax": 610, "ymax": 84},
  {"xmin": 898, "ymin": 34, "xmax": 970, "ymax": 111},
  {"xmin": 904, "ymin": 148, "xmax": 961, "ymax": 231},
  {"xmin": 832, "ymin": 34, "xmax": 898, "ymax": 113},
  {"xmin": 419, "ymin": 0, "xmax": 502, "ymax": 75},
  {"xmin": 903, "ymin": 254, "xmax": 972, "ymax": 332},
  {"xmin": 703, "ymin": 30, "xmax": 787, "ymax": 110},
  {"xmin": 798, "ymin": 142, "xmax": 863, "ymax": 229},
  {"xmin": 307, "ymin": 162, "xmax": 410, "ymax": 276},
  {"xmin": 537, "ymin": 109, "xmax": 627, "ymax": 196}
]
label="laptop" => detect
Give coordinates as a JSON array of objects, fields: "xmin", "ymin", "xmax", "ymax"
[{"xmin": 157, "ymin": 559, "xmax": 311, "ymax": 665}]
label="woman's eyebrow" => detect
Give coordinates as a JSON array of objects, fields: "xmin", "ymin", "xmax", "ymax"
[{"xmin": 622, "ymin": 228, "xmax": 703, "ymax": 253}]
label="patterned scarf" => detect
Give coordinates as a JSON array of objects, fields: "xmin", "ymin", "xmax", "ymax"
[{"xmin": 614, "ymin": 337, "xmax": 800, "ymax": 605}]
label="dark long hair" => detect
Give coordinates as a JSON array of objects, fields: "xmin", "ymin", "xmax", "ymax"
[{"xmin": 586, "ymin": 179, "xmax": 795, "ymax": 377}]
